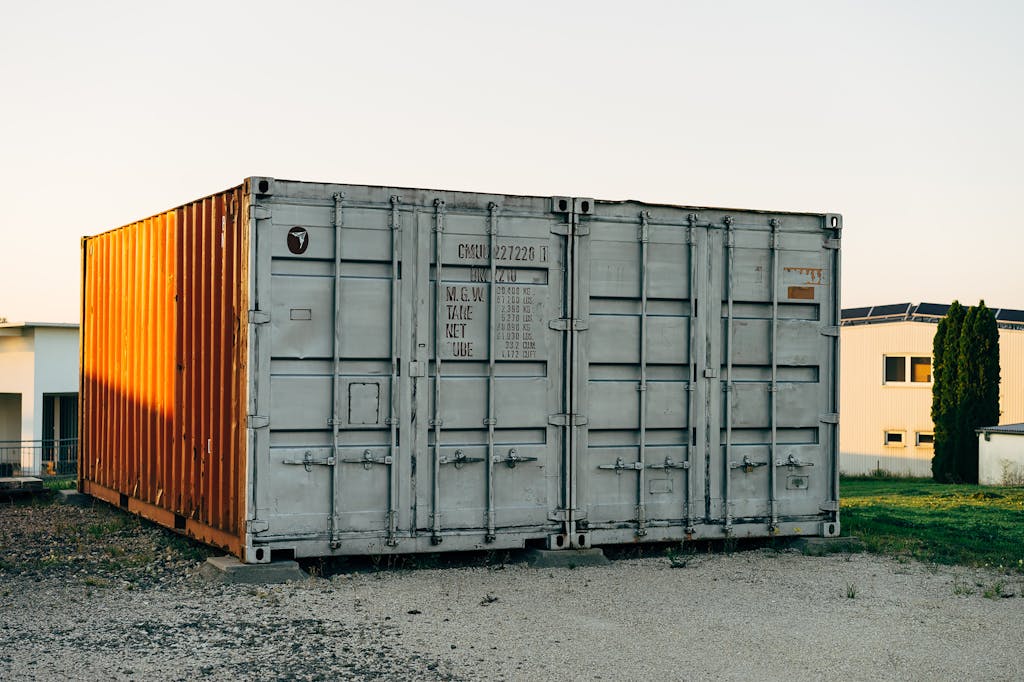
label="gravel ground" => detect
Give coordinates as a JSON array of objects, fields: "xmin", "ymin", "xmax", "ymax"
[{"xmin": 2, "ymin": 494, "xmax": 1023, "ymax": 681}]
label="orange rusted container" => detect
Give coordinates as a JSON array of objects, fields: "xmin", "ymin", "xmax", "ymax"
[{"xmin": 80, "ymin": 184, "xmax": 249, "ymax": 558}]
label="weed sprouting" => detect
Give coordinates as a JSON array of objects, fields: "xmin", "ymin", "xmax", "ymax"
[
  {"xmin": 952, "ymin": 577, "xmax": 975, "ymax": 596},
  {"xmin": 983, "ymin": 580, "xmax": 1006, "ymax": 599}
]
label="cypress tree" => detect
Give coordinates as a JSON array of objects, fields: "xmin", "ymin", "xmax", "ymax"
[
  {"xmin": 954, "ymin": 302, "xmax": 1000, "ymax": 483},
  {"xmin": 931, "ymin": 301, "xmax": 965, "ymax": 482},
  {"xmin": 954, "ymin": 305, "xmax": 979, "ymax": 482}
]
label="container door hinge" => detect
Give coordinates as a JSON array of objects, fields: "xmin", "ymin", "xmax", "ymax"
[
  {"xmin": 548, "ymin": 318, "xmax": 588, "ymax": 331},
  {"xmin": 283, "ymin": 450, "xmax": 336, "ymax": 471},
  {"xmin": 819, "ymin": 501, "xmax": 839, "ymax": 512},
  {"xmin": 247, "ymin": 415, "xmax": 270, "ymax": 429},
  {"xmin": 438, "ymin": 449, "xmax": 486, "ymax": 468},
  {"xmin": 824, "ymin": 237, "xmax": 841, "ymax": 250},
  {"xmin": 248, "ymin": 310, "xmax": 271, "ymax": 324},
  {"xmin": 819, "ymin": 326, "xmax": 839, "ymax": 337},
  {"xmin": 549, "ymin": 223, "xmax": 590, "ymax": 237},
  {"xmin": 819, "ymin": 413, "xmax": 840, "ymax": 425},
  {"xmin": 550, "ymin": 197, "xmax": 592, "ymax": 236},
  {"xmin": 730, "ymin": 456, "xmax": 768, "ymax": 472},
  {"xmin": 248, "ymin": 205, "xmax": 272, "ymax": 221},
  {"xmin": 340, "ymin": 449, "xmax": 393, "ymax": 469},
  {"xmin": 776, "ymin": 454, "xmax": 814, "ymax": 468},
  {"xmin": 549, "ymin": 413, "xmax": 588, "ymax": 427},
  {"xmin": 547, "ymin": 508, "xmax": 586, "ymax": 522},
  {"xmin": 493, "ymin": 448, "xmax": 538, "ymax": 468},
  {"xmin": 247, "ymin": 519, "xmax": 270, "ymax": 534},
  {"xmin": 646, "ymin": 457, "xmax": 689, "ymax": 470},
  {"xmin": 598, "ymin": 457, "xmax": 644, "ymax": 473},
  {"xmin": 408, "ymin": 361, "xmax": 425, "ymax": 377}
]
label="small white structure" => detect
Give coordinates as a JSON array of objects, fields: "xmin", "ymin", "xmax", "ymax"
[
  {"xmin": 977, "ymin": 424, "xmax": 1024, "ymax": 486},
  {"xmin": 0, "ymin": 322, "xmax": 79, "ymax": 475}
]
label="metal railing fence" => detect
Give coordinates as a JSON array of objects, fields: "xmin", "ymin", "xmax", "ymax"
[{"xmin": 0, "ymin": 438, "xmax": 78, "ymax": 479}]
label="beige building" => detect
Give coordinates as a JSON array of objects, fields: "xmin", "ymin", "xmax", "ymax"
[{"xmin": 840, "ymin": 303, "xmax": 1024, "ymax": 477}]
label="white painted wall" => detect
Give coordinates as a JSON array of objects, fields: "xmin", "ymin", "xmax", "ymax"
[
  {"xmin": 978, "ymin": 431, "xmax": 1024, "ymax": 485},
  {"xmin": 0, "ymin": 331, "xmax": 36, "ymax": 443},
  {"xmin": 30, "ymin": 326, "xmax": 79, "ymax": 446},
  {"xmin": 0, "ymin": 324, "xmax": 79, "ymax": 471}
]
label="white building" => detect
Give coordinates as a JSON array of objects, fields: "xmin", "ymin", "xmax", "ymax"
[
  {"xmin": 977, "ymin": 424, "xmax": 1024, "ymax": 486},
  {"xmin": 840, "ymin": 303, "xmax": 1024, "ymax": 477},
  {"xmin": 0, "ymin": 322, "xmax": 79, "ymax": 475}
]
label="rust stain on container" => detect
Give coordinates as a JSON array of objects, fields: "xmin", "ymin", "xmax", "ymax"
[
  {"xmin": 784, "ymin": 266, "xmax": 825, "ymax": 285},
  {"xmin": 80, "ymin": 188, "xmax": 248, "ymax": 556},
  {"xmin": 788, "ymin": 285, "xmax": 816, "ymax": 300}
]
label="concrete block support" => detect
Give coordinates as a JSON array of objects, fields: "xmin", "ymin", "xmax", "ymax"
[
  {"xmin": 200, "ymin": 556, "xmax": 308, "ymax": 584},
  {"xmin": 525, "ymin": 548, "xmax": 610, "ymax": 568},
  {"xmin": 791, "ymin": 536, "xmax": 864, "ymax": 556},
  {"xmin": 56, "ymin": 489, "xmax": 91, "ymax": 506}
]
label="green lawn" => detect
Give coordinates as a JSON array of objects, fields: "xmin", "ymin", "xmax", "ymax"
[{"xmin": 841, "ymin": 477, "xmax": 1024, "ymax": 569}]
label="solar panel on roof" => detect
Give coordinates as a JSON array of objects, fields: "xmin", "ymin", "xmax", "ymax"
[
  {"xmin": 915, "ymin": 302, "xmax": 950, "ymax": 316},
  {"xmin": 840, "ymin": 302, "xmax": 1024, "ymax": 325},
  {"xmin": 870, "ymin": 303, "xmax": 912, "ymax": 317},
  {"xmin": 997, "ymin": 309, "xmax": 1024, "ymax": 322},
  {"xmin": 841, "ymin": 307, "xmax": 872, "ymax": 319}
]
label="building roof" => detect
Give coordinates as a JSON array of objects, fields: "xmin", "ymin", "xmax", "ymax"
[
  {"xmin": 0, "ymin": 322, "xmax": 79, "ymax": 337},
  {"xmin": 977, "ymin": 423, "xmax": 1024, "ymax": 435},
  {"xmin": 0, "ymin": 322, "xmax": 78, "ymax": 329},
  {"xmin": 841, "ymin": 303, "xmax": 1024, "ymax": 330}
]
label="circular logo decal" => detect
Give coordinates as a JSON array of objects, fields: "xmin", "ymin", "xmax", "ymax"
[{"xmin": 287, "ymin": 226, "xmax": 309, "ymax": 254}]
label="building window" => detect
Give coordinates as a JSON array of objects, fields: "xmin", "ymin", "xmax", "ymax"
[
  {"xmin": 910, "ymin": 357, "xmax": 932, "ymax": 382},
  {"xmin": 884, "ymin": 430, "xmax": 905, "ymax": 447},
  {"xmin": 42, "ymin": 393, "xmax": 78, "ymax": 476},
  {"xmin": 916, "ymin": 432, "xmax": 934, "ymax": 447},
  {"xmin": 883, "ymin": 356, "xmax": 931, "ymax": 384}
]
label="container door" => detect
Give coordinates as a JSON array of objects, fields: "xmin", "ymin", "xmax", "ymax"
[
  {"xmin": 253, "ymin": 192, "xmax": 415, "ymax": 548},
  {"xmin": 415, "ymin": 199, "xmax": 568, "ymax": 545},
  {"xmin": 714, "ymin": 216, "xmax": 840, "ymax": 531},
  {"xmin": 252, "ymin": 187, "xmax": 569, "ymax": 551},
  {"xmin": 574, "ymin": 204, "xmax": 704, "ymax": 539}
]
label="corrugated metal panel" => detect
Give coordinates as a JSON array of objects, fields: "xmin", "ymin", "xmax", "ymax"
[
  {"xmin": 246, "ymin": 184, "xmax": 571, "ymax": 557},
  {"xmin": 80, "ymin": 187, "xmax": 248, "ymax": 555},
  {"xmin": 574, "ymin": 203, "xmax": 840, "ymax": 541}
]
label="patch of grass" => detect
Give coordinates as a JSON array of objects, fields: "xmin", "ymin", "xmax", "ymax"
[
  {"xmin": 43, "ymin": 478, "xmax": 77, "ymax": 491},
  {"xmin": 846, "ymin": 582, "xmax": 857, "ymax": 599},
  {"xmin": 841, "ymin": 477, "xmax": 1024, "ymax": 569}
]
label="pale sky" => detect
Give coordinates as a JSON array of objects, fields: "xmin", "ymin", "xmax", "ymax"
[{"xmin": 1, "ymin": 1, "xmax": 1022, "ymax": 323}]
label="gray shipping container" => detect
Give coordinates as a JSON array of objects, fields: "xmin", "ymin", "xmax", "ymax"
[{"xmin": 84, "ymin": 177, "xmax": 842, "ymax": 562}]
